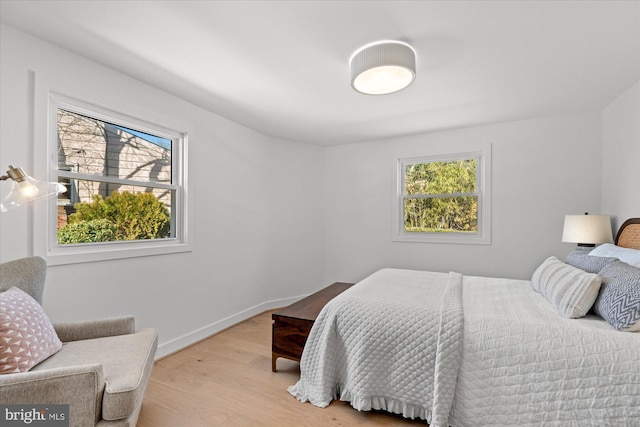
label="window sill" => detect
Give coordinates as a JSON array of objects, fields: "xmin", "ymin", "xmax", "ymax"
[
  {"xmin": 393, "ymin": 232, "xmax": 491, "ymax": 245},
  {"xmin": 43, "ymin": 239, "xmax": 192, "ymax": 266}
]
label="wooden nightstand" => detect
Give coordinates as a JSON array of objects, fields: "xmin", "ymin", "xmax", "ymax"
[{"xmin": 271, "ymin": 282, "xmax": 354, "ymax": 372}]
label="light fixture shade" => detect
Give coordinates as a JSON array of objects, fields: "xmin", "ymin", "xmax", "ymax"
[
  {"xmin": 562, "ymin": 214, "xmax": 613, "ymax": 246},
  {"xmin": 350, "ymin": 41, "xmax": 416, "ymax": 95},
  {"xmin": 0, "ymin": 166, "xmax": 66, "ymax": 213}
]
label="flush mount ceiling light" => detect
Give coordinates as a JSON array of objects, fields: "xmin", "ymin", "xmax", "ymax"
[{"xmin": 350, "ymin": 40, "xmax": 416, "ymax": 95}]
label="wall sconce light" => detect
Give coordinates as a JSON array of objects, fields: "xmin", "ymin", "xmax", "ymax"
[
  {"xmin": 0, "ymin": 165, "xmax": 66, "ymax": 213},
  {"xmin": 562, "ymin": 212, "xmax": 613, "ymax": 248},
  {"xmin": 350, "ymin": 40, "xmax": 416, "ymax": 95}
]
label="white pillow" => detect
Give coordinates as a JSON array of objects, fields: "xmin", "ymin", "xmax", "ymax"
[
  {"xmin": 589, "ymin": 243, "xmax": 640, "ymax": 268},
  {"xmin": 531, "ymin": 256, "xmax": 602, "ymax": 318}
]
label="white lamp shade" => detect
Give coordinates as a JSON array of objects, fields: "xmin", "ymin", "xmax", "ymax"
[
  {"xmin": 350, "ymin": 41, "xmax": 416, "ymax": 95},
  {"xmin": 562, "ymin": 214, "xmax": 613, "ymax": 245}
]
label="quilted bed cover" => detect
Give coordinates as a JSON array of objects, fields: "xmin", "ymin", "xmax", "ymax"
[{"xmin": 288, "ymin": 268, "xmax": 640, "ymax": 426}]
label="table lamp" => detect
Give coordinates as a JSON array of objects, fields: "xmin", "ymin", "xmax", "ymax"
[{"xmin": 562, "ymin": 213, "xmax": 613, "ymax": 248}]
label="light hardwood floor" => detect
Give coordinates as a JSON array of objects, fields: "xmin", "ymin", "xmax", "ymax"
[{"xmin": 137, "ymin": 310, "xmax": 428, "ymax": 427}]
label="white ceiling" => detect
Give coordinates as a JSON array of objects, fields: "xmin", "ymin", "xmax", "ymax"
[{"xmin": 1, "ymin": 1, "xmax": 639, "ymax": 146}]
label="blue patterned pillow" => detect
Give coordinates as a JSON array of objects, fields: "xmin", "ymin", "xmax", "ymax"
[
  {"xmin": 595, "ymin": 261, "xmax": 640, "ymax": 331},
  {"xmin": 566, "ymin": 251, "xmax": 617, "ymax": 274}
]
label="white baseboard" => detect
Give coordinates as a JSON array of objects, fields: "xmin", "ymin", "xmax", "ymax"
[{"xmin": 155, "ymin": 294, "xmax": 307, "ymax": 359}]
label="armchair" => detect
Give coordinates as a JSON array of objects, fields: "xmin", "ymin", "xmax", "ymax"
[{"xmin": 0, "ymin": 257, "xmax": 158, "ymax": 427}]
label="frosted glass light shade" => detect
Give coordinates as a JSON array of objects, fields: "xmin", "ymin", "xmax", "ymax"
[
  {"xmin": 562, "ymin": 214, "xmax": 613, "ymax": 246},
  {"xmin": 350, "ymin": 41, "xmax": 416, "ymax": 95},
  {"xmin": 0, "ymin": 165, "xmax": 66, "ymax": 212}
]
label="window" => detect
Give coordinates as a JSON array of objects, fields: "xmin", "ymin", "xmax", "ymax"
[
  {"xmin": 393, "ymin": 146, "xmax": 491, "ymax": 244},
  {"xmin": 38, "ymin": 93, "xmax": 190, "ymax": 265}
]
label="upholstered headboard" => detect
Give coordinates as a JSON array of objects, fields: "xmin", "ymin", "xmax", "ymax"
[{"xmin": 615, "ymin": 218, "xmax": 640, "ymax": 250}]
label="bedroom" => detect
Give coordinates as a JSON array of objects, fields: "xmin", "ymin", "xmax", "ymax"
[{"xmin": 0, "ymin": 1, "xmax": 639, "ymax": 425}]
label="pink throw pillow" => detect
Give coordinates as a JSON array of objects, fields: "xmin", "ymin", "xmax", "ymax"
[{"xmin": 0, "ymin": 286, "xmax": 62, "ymax": 374}]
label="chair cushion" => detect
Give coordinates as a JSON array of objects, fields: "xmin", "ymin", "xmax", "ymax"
[
  {"xmin": 33, "ymin": 328, "xmax": 158, "ymax": 420},
  {"xmin": 0, "ymin": 287, "xmax": 62, "ymax": 374}
]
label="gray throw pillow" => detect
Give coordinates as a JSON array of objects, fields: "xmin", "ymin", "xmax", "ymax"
[
  {"xmin": 566, "ymin": 251, "xmax": 617, "ymax": 274},
  {"xmin": 594, "ymin": 261, "xmax": 640, "ymax": 332}
]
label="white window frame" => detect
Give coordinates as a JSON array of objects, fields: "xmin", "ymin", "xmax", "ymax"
[
  {"xmin": 34, "ymin": 91, "xmax": 191, "ymax": 265},
  {"xmin": 393, "ymin": 145, "xmax": 491, "ymax": 244}
]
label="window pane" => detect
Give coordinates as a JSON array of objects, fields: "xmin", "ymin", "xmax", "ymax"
[
  {"xmin": 57, "ymin": 181, "xmax": 174, "ymax": 244},
  {"xmin": 57, "ymin": 109, "xmax": 172, "ymax": 184},
  {"xmin": 404, "ymin": 159, "xmax": 477, "ymax": 196},
  {"xmin": 403, "ymin": 196, "xmax": 478, "ymax": 233}
]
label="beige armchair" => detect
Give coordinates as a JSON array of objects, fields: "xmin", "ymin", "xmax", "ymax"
[{"xmin": 0, "ymin": 257, "xmax": 157, "ymax": 427}]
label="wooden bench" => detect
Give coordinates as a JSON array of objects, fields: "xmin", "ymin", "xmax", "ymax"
[{"xmin": 271, "ymin": 282, "xmax": 354, "ymax": 372}]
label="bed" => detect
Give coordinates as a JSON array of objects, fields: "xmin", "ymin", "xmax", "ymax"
[{"xmin": 288, "ymin": 218, "xmax": 640, "ymax": 426}]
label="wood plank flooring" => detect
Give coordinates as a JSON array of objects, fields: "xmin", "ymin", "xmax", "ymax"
[{"xmin": 137, "ymin": 310, "xmax": 428, "ymax": 427}]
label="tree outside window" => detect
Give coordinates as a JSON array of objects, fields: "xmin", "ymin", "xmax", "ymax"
[
  {"xmin": 394, "ymin": 147, "xmax": 491, "ymax": 244},
  {"xmin": 56, "ymin": 109, "xmax": 175, "ymax": 244},
  {"xmin": 403, "ymin": 159, "xmax": 478, "ymax": 233}
]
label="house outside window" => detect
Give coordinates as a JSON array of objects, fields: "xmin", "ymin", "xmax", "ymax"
[
  {"xmin": 393, "ymin": 146, "xmax": 491, "ymax": 244},
  {"xmin": 38, "ymin": 93, "xmax": 190, "ymax": 265}
]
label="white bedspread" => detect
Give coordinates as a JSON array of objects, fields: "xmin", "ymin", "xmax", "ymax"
[
  {"xmin": 451, "ymin": 275, "xmax": 640, "ymax": 426},
  {"xmin": 288, "ymin": 268, "xmax": 464, "ymax": 426},
  {"xmin": 288, "ymin": 268, "xmax": 640, "ymax": 426}
]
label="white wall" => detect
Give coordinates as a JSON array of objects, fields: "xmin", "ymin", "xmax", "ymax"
[
  {"xmin": 1, "ymin": 22, "xmax": 632, "ymax": 360},
  {"xmin": 602, "ymin": 81, "xmax": 640, "ymax": 231},
  {"xmin": 0, "ymin": 25, "xmax": 325, "ymax": 357},
  {"xmin": 323, "ymin": 113, "xmax": 603, "ymax": 283}
]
